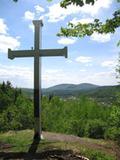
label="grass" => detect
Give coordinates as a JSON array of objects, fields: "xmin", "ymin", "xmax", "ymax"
[{"xmin": 0, "ymin": 129, "xmax": 118, "ymax": 160}]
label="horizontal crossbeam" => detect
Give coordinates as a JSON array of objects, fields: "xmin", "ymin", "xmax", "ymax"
[
  {"xmin": 8, "ymin": 49, "xmax": 35, "ymax": 59},
  {"xmin": 8, "ymin": 47, "xmax": 67, "ymax": 60},
  {"xmin": 40, "ymin": 47, "xmax": 67, "ymax": 58}
]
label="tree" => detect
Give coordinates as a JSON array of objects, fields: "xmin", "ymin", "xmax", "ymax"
[
  {"xmin": 116, "ymin": 53, "xmax": 120, "ymax": 82},
  {"xmin": 1, "ymin": 81, "xmax": 6, "ymax": 93},
  {"xmin": 115, "ymin": 52, "xmax": 120, "ymax": 110},
  {"xmin": 57, "ymin": 0, "xmax": 120, "ymax": 37},
  {"xmin": 12, "ymin": 0, "xmax": 120, "ymax": 38},
  {"xmin": 60, "ymin": 0, "xmax": 97, "ymax": 7}
]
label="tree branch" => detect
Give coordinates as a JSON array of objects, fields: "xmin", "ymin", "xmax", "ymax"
[{"xmin": 57, "ymin": 10, "xmax": 120, "ymax": 37}]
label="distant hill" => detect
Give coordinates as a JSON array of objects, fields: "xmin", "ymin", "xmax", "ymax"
[
  {"xmin": 42, "ymin": 83, "xmax": 99, "ymax": 95},
  {"xmin": 22, "ymin": 83, "xmax": 120, "ymax": 105},
  {"xmin": 22, "ymin": 88, "xmax": 33, "ymax": 98},
  {"xmin": 44, "ymin": 83, "xmax": 99, "ymax": 91},
  {"xmin": 84, "ymin": 85, "xmax": 120, "ymax": 105},
  {"xmin": 22, "ymin": 83, "xmax": 99, "ymax": 97}
]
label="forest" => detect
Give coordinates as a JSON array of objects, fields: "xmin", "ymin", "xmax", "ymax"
[{"xmin": 0, "ymin": 81, "xmax": 120, "ymax": 144}]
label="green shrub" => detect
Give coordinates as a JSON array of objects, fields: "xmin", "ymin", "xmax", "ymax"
[
  {"xmin": 105, "ymin": 127, "xmax": 120, "ymax": 141},
  {"xmin": 66, "ymin": 119, "xmax": 86, "ymax": 137},
  {"xmin": 85, "ymin": 119, "xmax": 107, "ymax": 139},
  {"xmin": 0, "ymin": 81, "xmax": 120, "ymax": 144}
]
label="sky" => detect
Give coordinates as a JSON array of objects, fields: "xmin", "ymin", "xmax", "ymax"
[{"xmin": 0, "ymin": 0, "xmax": 120, "ymax": 88}]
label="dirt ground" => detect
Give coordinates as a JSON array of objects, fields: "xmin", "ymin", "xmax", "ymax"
[
  {"xmin": 0, "ymin": 131, "xmax": 120, "ymax": 160},
  {"xmin": 43, "ymin": 131, "xmax": 120, "ymax": 159},
  {"xmin": 0, "ymin": 150, "xmax": 88, "ymax": 160}
]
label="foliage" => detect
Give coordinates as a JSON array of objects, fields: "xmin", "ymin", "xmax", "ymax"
[
  {"xmin": 0, "ymin": 81, "xmax": 120, "ymax": 143},
  {"xmin": 84, "ymin": 119, "xmax": 106, "ymax": 139},
  {"xmin": 0, "ymin": 81, "xmax": 34, "ymax": 132},
  {"xmin": 60, "ymin": 0, "xmax": 96, "ymax": 8},
  {"xmin": 104, "ymin": 105, "xmax": 120, "ymax": 143},
  {"xmin": 105, "ymin": 127, "xmax": 120, "ymax": 141},
  {"xmin": 46, "ymin": 0, "xmax": 120, "ymax": 38},
  {"xmin": 23, "ymin": 84, "xmax": 120, "ymax": 106},
  {"xmin": 60, "ymin": 0, "xmax": 120, "ymax": 8},
  {"xmin": 58, "ymin": 9, "xmax": 120, "ymax": 37},
  {"xmin": 41, "ymin": 95, "xmax": 120, "ymax": 142},
  {"xmin": 12, "ymin": 0, "xmax": 120, "ymax": 38},
  {"xmin": 116, "ymin": 53, "xmax": 120, "ymax": 83}
]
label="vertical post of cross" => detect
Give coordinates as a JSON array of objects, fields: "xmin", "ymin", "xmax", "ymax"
[{"xmin": 33, "ymin": 20, "xmax": 43, "ymax": 140}]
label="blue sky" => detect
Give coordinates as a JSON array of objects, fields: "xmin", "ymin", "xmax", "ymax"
[{"xmin": 0, "ymin": 0, "xmax": 120, "ymax": 88}]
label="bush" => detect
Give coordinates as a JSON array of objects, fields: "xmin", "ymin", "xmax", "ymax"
[
  {"xmin": 85, "ymin": 119, "xmax": 107, "ymax": 139},
  {"xmin": 66, "ymin": 119, "xmax": 86, "ymax": 137},
  {"xmin": 105, "ymin": 127, "xmax": 120, "ymax": 141}
]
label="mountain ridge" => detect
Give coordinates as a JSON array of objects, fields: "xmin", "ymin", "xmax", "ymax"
[
  {"xmin": 43, "ymin": 83, "xmax": 99, "ymax": 92},
  {"xmin": 21, "ymin": 83, "xmax": 120, "ymax": 105}
]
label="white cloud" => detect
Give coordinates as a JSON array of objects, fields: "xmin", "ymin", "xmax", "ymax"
[
  {"xmin": 34, "ymin": 5, "xmax": 45, "ymax": 13},
  {"xmin": 75, "ymin": 56, "xmax": 93, "ymax": 63},
  {"xmin": 46, "ymin": 3, "xmax": 69, "ymax": 22},
  {"xmin": 86, "ymin": 71, "xmax": 117, "ymax": 85},
  {"xmin": 0, "ymin": 18, "xmax": 8, "ymax": 34},
  {"xmin": 0, "ymin": 19, "xmax": 20, "ymax": 53},
  {"xmin": 24, "ymin": 7, "xmax": 45, "ymax": 30},
  {"xmin": 101, "ymin": 60, "xmax": 117, "ymax": 68},
  {"xmin": 79, "ymin": 69, "xmax": 86, "ymax": 72},
  {"xmin": 29, "ymin": 23, "xmax": 34, "ymax": 32},
  {"xmin": 42, "ymin": 69, "xmax": 65, "ymax": 87},
  {"xmin": 58, "ymin": 37, "xmax": 76, "ymax": 45},
  {"xmin": 90, "ymin": 32, "xmax": 111, "ymax": 43},
  {"xmin": 80, "ymin": 0, "xmax": 113, "ymax": 16},
  {"xmin": 66, "ymin": 59, "xmax": 73, "ymax": 63},
  {"xmin": 39, "ymin": 15, "xmax": 45, "ymax": 21},
  {"xmin": 45, "ymin": 69, "xmax": 62, "ymax": 74},
  {"xmin": 42, "ymin": 68, "xmax": 117, "ymax": 88},
  {"xmin": 0, "ymin": 64, "xmax": 33, "ymax": 88},
  {"xmin": 85, "ymin": 63, "xmax": 93, "ymax": 67},
  {"xmin": 1, "ymin": 62, "xmax": 117, "ymax": 88},
  {"xmin": 70, "ymin": 18, "xmax": 94, "ymax": 25},
  {"xmin": 0, "ymin": 35, "xmax": 20, "ymax": 53},
  {"xmin": 24, "ymin": 11, "xmax": 35, "ymax": 20},
  {"xmin": 46, "ymin": 0, "xmax": 113, "ymax": 22}
]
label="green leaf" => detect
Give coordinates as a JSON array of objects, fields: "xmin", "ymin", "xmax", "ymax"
[{"xmin": 117, "ymin": 40, "xmax": 120, "ymax": 47}]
